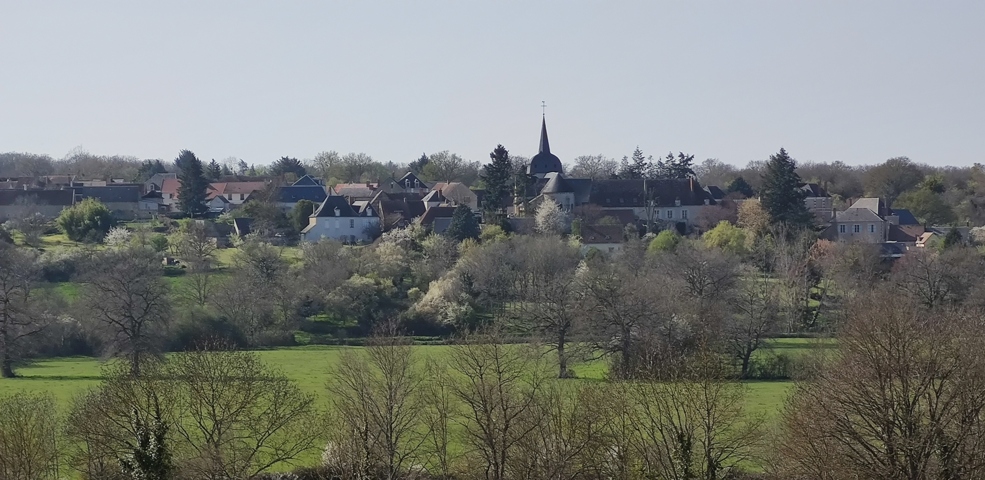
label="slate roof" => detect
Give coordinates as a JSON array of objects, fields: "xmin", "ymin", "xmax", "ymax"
[
  {"xmin": 277, "ymin": 185, "xmax": 328, "ymax": 204},
  {"xmin": 419, "ymin": 206, "xmax": 457, "ymax": 227},
  {"xmin": 397, "ymin": 172, "xmax": 428, "ymax": 189},
  {"xmin": 0, "ymin": 189, "xmax": 74, "ymax": 206},
  {"xmin": 423, "ymin": 190, "xmax": 446, "ymax": 203},
  {"xmin": 334, "ymin": 183, "xmax": 378, "ymax": 199},
  {"xmin": 849, "ymin": 198, "xmax": 886, "ymax": 216},
  {"xmin": 541, "ymin": 174, "xmax": 575, "ymax": 194},
  {"xmin": 891, "ymin": 208, "xmax": 919, "ymax": 226},
  {"xmin": 705, "ymin": 185, "xmax": 726, "ymax": 200},
  {"xmin": 527, "ymin": 117, "xmax": 563, "ymax": 176},
  {"xmin": 312, "ymin": 195, "xmax": 362, "ymax": 217},
  {"xmin": 580, "ymin": 224, "xmax": 626, "ymax": 244},
  {"xmin": 799, "ymin": 183, "xmax": 829, "ymax": 197},
  {"xmin": 76, "ymin": 185, "xmax": 141, "ymax": 203},
  {"xmin": 588, "ymin": 178, "xmax": 715, "ymax": 208},
  {"xmin": 292, "ymin": 175, "xmax": 322, "ymax": 186},
  {"xmin": 232, "ymin": 218, "xmax": 252, "ymax": 236},
  {"xmin": 835, "ymin": 207, "xmax": 884, "ymax": 223}
]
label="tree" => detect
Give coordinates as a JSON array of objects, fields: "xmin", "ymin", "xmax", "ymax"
[
  {"xmin": 0, "ymin": 244, "xmax": 50, "ymax": 378},
  {"xmin": 118, "ymin": 405, "xmax": 174, "ymax": 480},
  {"xmin": 654, "ymin": 151, "xmax": 696, "ymax": 179},
  {"xmin": 864, "ymin": 156, "xmax": 925, "ymax": 206},
  {"xmin": 448, "ymin": 330, "xmax": 551, "ymax": 480},
  {"xmin": 444, "ymin": 205, "xmax": 479, "ymax": 242},
  {"xmin": 136, "ymin": 159, "xmax": 167, "ymax": 183},
  {"xmin": 647, "ymin": 230, "xmax": 680, "ymax": 254},
  {"xmin": 943, "ymin": 226, "xmax": 963, "ymax": 249},
  {"xmin": 703, "ymin": 220, "xmax": 748, "ymax": 256},
  {"xmin": 759, "ymin": 148, "xmax": 812, "ymax": 230},
  {"xmin": 569, "ymin": 154, "xmax": 618, "ymax": 179},
  {"xmin": 82, "ymin": 246, "xmax": 171, "ymax": 376},
  {"xmin": 481, "ymin": 144, "xmax": 513, "ymax": 215},
  {"xmin": 895, "ymin": 184, "xmax": 956, "ymax": 225},
  {"xmin": 173, "ymin": 221, "xmax": 217, "ymax": 307},
  {"xmin": 175, "ymin": 150, "xmax": 209, "ymax": 217},
  {"xmin": 408, "ymin": 152, "xmax": 429, "ymax": 174},
  {"xmin": 726, "ymin": 176, "xmax": 755, "ymax": 198},
  {"xmin": 776, "ymin": 294, "xmax": 985, "ymax": 479},
  {"xmin": 0, "ymin": 392, "xmax": 61, "ymax": 479},
  {"xmin": 290, "ymin": 199, "xmax": 315, "ymax": 233},
  {"xmin": 270, "ymin": 156, "xmax": 306, "ymax": 178},
  {"xmin": 167, "ymin": 347, "xmax": 317, "ymax": 479},
  {"xmin": 57, "ymin": 197, "xmax": 114, "ymax": 242},
  {"xmin": 327, "ymin": 328, "xmax": 425, "ymax": 479},
  {"xmin": 534, "ymin": 198, "xmax": 565, "ymax": 235},
  {"xmin": 618, "ymin": 147, "xmax": 651, "ymax": 179},
  {"xmin": 205, "ymin": 159, "xmax": 221, "ymax": 180},
  {"xmin": 726, "ymin": 271, "xmax": 780, "ymax": 378}
]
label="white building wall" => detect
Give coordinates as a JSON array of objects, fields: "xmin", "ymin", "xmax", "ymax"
[{"xmin": 303, "ymin": 216, "xmax": 380, "ymax": 243}]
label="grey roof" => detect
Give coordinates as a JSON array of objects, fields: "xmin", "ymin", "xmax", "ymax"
[
  {"xmin": 277, "ymin": 185, "xmax": 327, "ymax": 204},
  {"xmin": 335, "ymin": 185, "xmax": 377, "ymax": 199},
  {"xmin": 705, "ymin": 185, "xmax": 726, "ymax": 200},
  {"xmin": 588, "ymin": 178, "xmax": 715, "ymax": 208},
  {"xmin": 527, "ymin": 117, "xmax": 563, "ymax": 175},
  {"xmin": 849, "ymin": 198, "xmax": 885, "ymax": 215},
  {"xmin": 835, "ymin": 207, "xmax": 884, "ymax": 223},
  {"xmin": 397, "ymin": 172, "xmax": 427, "ymax": 189},
  {"xmin": 292, "ymin": 175, "xmax": 322, "ymax": 186},
  {"xmin": 232, "ymin": 218, "xmax": 252, "ymax": 236},
  {"xmin": 76, "ymin": 185, "xmax": 141, "ymax": 203},
  {"xmin": 312, "ymin": 195, "xmax": 363, "ymax": 217},
  {"xmin": 541, "ymin": 174, "xmax": 574, "ymax": 194},
  {"xmin": 0, "ymin": 189, "xmax": 74, "ymax": 206},
  {"xmin": 799, "ymin": 183, "xmax": 829, "ymax": 197},
  {"xmin": 423, "ymin": 190, "xmax": 446, "ymax": 203},
  {"xmin": 891, "ymin": 208, "xmax": 919, "ymax": 226}
]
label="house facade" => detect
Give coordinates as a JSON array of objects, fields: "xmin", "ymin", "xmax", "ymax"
[{"xmin": 301, "ymin": 194, "xmax": 380, "ymax": 243}]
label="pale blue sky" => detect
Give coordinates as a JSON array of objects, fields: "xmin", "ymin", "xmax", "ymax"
[{"xmin": 2, "ymin": 1, "xmax": 983, "ymax": 167}]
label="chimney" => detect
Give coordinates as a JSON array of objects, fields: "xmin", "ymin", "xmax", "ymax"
[{"xmin": 689, "ymin": 178, "xmax": 694, "ymax": 192}]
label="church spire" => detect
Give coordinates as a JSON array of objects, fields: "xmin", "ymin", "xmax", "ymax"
[{"xmin": 539, "ymin": 116, "xmax": 551, "ymax": 154}]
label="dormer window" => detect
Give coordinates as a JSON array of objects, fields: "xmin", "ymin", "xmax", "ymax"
[
  {"xmin": 675, "ymin": 198, "xmax": 681, "ymax": 207},
  {"xmin": 334, "ymin": 207, "xmax": 341, "ymax": 217}
]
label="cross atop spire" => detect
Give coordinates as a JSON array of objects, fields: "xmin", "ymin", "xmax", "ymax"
[{"xmin": 541, "ymin": 100, "xmax": 546, "ymax": 117}]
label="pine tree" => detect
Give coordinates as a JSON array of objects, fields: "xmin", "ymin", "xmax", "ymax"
[
  {"xmin": 271, "ymin": 156, "xmax": 306, "ymax": 177},
  {"xmin": 654, "ymin": 152, "xmax": 696, "ymax": 179},
  {"xmin": 444, "ymin": 205, "xmax": 480, "ymax": 241},
  {"xmin": 481, "ymin": 144, "xmax": 513, "ymax": 216},
  {"xmin": 409, "ymin": 153, "xmax": 429, "ymax": 174},
  {"xmin": 759, "ymin": 148, "xmax": 812, "ymax": 229},
  {"xmin": 726, "ymin": 176, "xmax": 755, "ymax": 197},
  {"xmin": 618, "ymin": 147, "xmax": 651, "ymax": 179},
  {"xmin": 206, "ymin": 159, "xmax": 222, "ymax": 180},
  {"xmin": 176, "ymin": 150, "xmax": 209, "ymax": 217}
]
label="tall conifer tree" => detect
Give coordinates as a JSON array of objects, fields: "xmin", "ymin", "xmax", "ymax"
[
  {"xmin": 759, "ymin": 148, "xmax": 812, "ymax": 229},
  {"xmin": 481, "ymin": 144, "xmax": 513, "ymax": 215},
  {"xmin": 176, "ymin": 150, "xmax": 209, "ymax": 217}
]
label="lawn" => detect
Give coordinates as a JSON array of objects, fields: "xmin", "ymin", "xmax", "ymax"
[{"xmin": 0, "ymin": 341, "xmax": 808, "ymax": 476}]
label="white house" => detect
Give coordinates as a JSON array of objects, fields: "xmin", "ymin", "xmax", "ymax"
[{"xmin": 301, "ymin": 194, "xmax": 380, "ymax": 243}]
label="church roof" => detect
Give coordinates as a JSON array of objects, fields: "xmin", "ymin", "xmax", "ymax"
[
  {"xmin": 527, "ymin": 117, "xmax": 563, "ymax": 176},
  {"xmin": 541, "ymin": 173, "xmax": 574, "ymax": 194}
]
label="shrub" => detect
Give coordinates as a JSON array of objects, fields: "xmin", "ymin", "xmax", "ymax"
[
  {"xmin": 57, "ymin": 198, "xmax": 114, "ymax": 242},
  {"xmin": 647, "ymin": 229, "xmax": 680, "ymax": 254},
  {"xmin": 38, "ymin": 248, "xmax": 88, "ymax": 282}
]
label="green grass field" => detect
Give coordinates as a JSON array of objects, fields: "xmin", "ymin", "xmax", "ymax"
[{"xmin": 0, "ymin": 341, "xmax": 806, "ymax": 417}]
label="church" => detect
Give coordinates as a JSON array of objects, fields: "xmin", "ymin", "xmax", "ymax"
[{"xmin": 512, "ymin": 114, "xmax": 720, "ymax": 234}]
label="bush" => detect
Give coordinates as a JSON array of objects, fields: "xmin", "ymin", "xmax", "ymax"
[
  {"xmin": 38, "ymin": 248, "xmax": 88, "ymax": 282},
  {"xmin": 167, "ymin": 309, "xmax": 248, "ymax": 351},
  {"xmin": 647, "ymin": 229, "xmax": 680, "ymax": 254},
  {"xmin": 57, "ymin": 198, "xmax": 114, "ymax": 242}
]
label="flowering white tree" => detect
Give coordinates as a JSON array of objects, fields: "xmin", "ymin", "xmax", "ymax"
[
  {"xmin": 535, "ymin": 198, "xmax": 566, "ymax": 236},
  {"xmin": 103, "ymin": 227, "xmax": 132, "ymax": 248}
]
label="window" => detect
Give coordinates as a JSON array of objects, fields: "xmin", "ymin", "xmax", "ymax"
[
  {"xmin": 239, "ymin": 194, "xmax": 244, "ymax": 200},
  {"xmin": 349, "ymin": 219, "xmax": 354, "ymax": 229},
  {"xmin": 667, "ymin": 210, "xmax": 673, "ymax": 219},
  {"xmin": 853, "ymin": 224, "xmax": 860, "ymax": 233},
  {"xmin": 839, "ymin": 224, "xmax": 846, "ymax": 233},
  {"xmin": 869, "ymin": 224, "xmax": 876, "ymax": 233},
  {"xmin": 681, "ymin": 209, "xmax": 688, "ymax": 219}
]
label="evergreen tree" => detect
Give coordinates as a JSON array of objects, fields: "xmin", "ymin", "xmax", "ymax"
[
  {"xmin": 759, "ymin": 148, "xmax": 812, "ymax": 229},
  {"xmin": 444, "ymin": 205, "xmax": 480, "ymax": 241},
  {"xmin": 942, "ymin": 227, "xmax": 963, "ymax": 250},
  {"xmin": 290, "ymin": 199, "xmax": 315, "ymax": 233},
  {"xmin": 176, "ymin": 150, "xmax": 209, "ymax": 217},
  {"xmin": 119, "ymin": 407, "xmax": 173, "ymax": 480},
  {"xmin": 726, "ymin": 176, "xmax": 755, "ymax": 197},
  {"xmin": 136, "ymin": 160, "xmax": 167, "ymax": 182},
  {"xmin": 206, "ymin": 159, "xmax": 222, "ymax": 180},
  {"xmin": 481, "ymin": 144, "xmax": 513, "ymax": 215},
  {"xmin": 409, "ymin": 153, "xmax": 429, "ymax": 174},
  {"xmin": 618, "ymin": 147, "xmax": 651, "ymax": 179},
  {"xmin": 654, "ymin": 152, "xmax": 696, "ymax": 179},
  {"xmin": 220, "ymin": 164, "xmax": 233, "ymax": 176},
  {"xmin": 271, "ymin": 156, "xmax": 306, "ymax": 178},
  {"xmin": 236, "ymin": 160, "xmax": 249, "ymax": 175}
]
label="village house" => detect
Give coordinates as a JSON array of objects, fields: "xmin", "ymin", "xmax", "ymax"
[{"xmin": 301, "ymin": 193, "xmax": 380, "ymax": 243}]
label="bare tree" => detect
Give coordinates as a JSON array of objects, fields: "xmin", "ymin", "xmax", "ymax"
[
  {"xmin": 775, "ymin": 294, "xmax": 985, "ymax": 479},
  {"xmin": 81, "ymin": 246, "xmax": 170, "ymax": 376},
  {"xmin": 419, "ymin": 358, "xmax": 457, "ymax": 477},
  {"xmin": 66, "ymin": 360, "xmax": 177, "ymax": 479},
  {"xmin": 630, "ymin": 355, "xmax": 763, "ymax": 480},
  {"xmin": 449, "ymin": 329, "xmax": 551, "ymax": 480},
  {"xmin": 168, "ymin": 346, "xmax": 317, "ymax": 479},
  {"xmin": 893, "ymin": 247, "xmax": 979, "ymax": 310},
  {"xmin": 510, "ymin": 236, "xmax": 584, "ymax": 378},
  {"xmin": 173, "ymin": 221, "xmax": 217, "ymax": 307},
  {"xmin": 725, "ymin": 269, "xmax": 781, "ymax": 378},
  {"xmin": 326, "ymin": 326, "xmax": 427, "ymax": 479},
  {"xmin": 0, "ymin": 244, "xmax": 51, "ymax": 377},
  {"xmin": 0, "ymin": 392, "xmax": 61, "ymax": 480}
]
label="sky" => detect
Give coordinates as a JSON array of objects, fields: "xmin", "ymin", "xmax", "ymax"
[{"xmin": 2, "ymin": 1, "xmax": 984, "ymax": 168}]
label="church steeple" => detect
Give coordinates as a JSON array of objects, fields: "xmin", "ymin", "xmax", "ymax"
[{"xmin": 539, "ymin": 116, "xmax": 551, "ymax": 154}]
